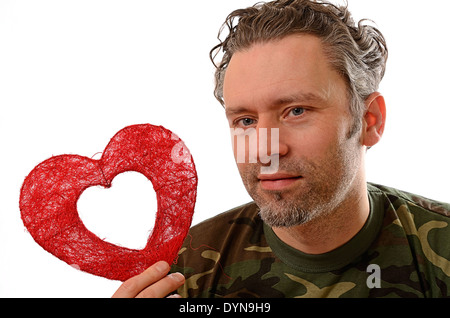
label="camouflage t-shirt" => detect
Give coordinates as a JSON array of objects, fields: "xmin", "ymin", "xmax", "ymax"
[{"xmin": 171, "ymin": 183, "xmax": 450, "ymax": 298}]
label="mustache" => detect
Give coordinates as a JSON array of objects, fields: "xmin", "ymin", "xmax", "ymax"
[{"xmin": 243, "ymin": 158, "xmax": 315, "ymax": 178}]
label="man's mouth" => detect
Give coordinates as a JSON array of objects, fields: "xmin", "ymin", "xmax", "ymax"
[{"xmin": 258, "ymin": 173, "xmax": 302, "ymax": 191}]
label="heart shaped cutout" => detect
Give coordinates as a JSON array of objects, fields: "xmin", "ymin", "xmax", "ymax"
[
  {"xmin": 19, "ymin": 124, "xmax": 197, "ymax": 281},
  {"xmin": 77, "ymin": 171, "xmax": 157, "ymax": 250}
]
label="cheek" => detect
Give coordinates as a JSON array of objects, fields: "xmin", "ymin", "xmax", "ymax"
[
  {"xmin": 230, "ymin": 130, "xmax": 258, "ymax": 164},
  {"xmin": 284, "ymin": 126, "xmax": 336, "ymax": 161},
  {"xmin": 284, "ymin": 112, "xmax": 354, "ymax": 162}
]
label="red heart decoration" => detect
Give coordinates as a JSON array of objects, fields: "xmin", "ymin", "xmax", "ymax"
[{"xmin": 19, "ymin": 124, "xmax": 197, "ymax": 281}]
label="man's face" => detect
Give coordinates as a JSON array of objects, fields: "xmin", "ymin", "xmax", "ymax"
[{"xmin": 223, "ymin": 34, "xmax": 365, "ymax": 228}]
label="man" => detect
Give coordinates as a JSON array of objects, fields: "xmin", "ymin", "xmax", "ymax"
[{"xmin": 113, "ymin": 0, "xmax": 450, "ymax": 298}]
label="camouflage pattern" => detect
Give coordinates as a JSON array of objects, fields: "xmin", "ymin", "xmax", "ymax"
[{"xmin": 171, "ymin": 183, "xmax": 450, "ymax": 298}]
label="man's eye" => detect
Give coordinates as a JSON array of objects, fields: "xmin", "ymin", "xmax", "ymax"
[
  {"xmin": 239, "ymin": 118, "xmax": 255, "ymax": 126},
  {"xmin": 290, "ymin": 107, "xmax": 305, "ymax": 116}
]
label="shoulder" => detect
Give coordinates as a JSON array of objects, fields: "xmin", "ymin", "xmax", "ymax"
[
  {"xmin": 368, "ymin": 182, "xmax": 450, "ymax": 241},
  {"xmin": 368, "ymin": 182, "xmax": 450, "ymax": 219},
  {"xmin": 172, "ymin": 202, "xmax": 272, "ymax": 297},
  {"xmin": 368, "ymin": 182, "xmax": 450, "ymax": 293},
  {"xmin": 188, "ymin": 202, "xmax": 260, "ymax": 239},
  {"xmin": 179, "ymin": 201, "xmax": 266, "ymax": 256}
]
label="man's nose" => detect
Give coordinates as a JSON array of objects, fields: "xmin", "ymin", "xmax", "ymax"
[
  {"xmin": 256, "ymin": 122, "xmax": 288, "ymax": 174},
  {"xmin": 256, "ymin": 121, "xmax": 288, "ymax": 159}
]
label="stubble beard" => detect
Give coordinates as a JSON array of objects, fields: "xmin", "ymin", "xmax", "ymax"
[{"xmin": 239, "ymin": 144, "xmax": 360, "ymax": 228}]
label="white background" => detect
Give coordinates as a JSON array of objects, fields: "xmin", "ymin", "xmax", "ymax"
[{"xmin": 1, "ymin": 0, "xmax": 449, "ymax": 297}]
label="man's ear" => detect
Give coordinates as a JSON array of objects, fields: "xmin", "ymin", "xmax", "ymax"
[{"xmin": 361, "ymin": 92, "xmax": 386, "ymax": 148}]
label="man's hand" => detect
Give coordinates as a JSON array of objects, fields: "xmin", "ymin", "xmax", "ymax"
[{"xmin": 112, "ymin": 261, "xmax": 185, "ymax": 298}]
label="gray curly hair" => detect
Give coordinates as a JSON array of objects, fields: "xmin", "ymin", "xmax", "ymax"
[{"xmin": 210, "ymin": 0, "xmax": 388, "ymax": 137}]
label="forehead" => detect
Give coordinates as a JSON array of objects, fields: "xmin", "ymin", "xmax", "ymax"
[{"xmin": 223, "ymin": 34, "xmax": 346, "ymax": 108}]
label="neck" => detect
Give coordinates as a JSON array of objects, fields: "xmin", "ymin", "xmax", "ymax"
[{"xmin": 272, "ymin": 182, "xmax": 370, "ymax": 255}]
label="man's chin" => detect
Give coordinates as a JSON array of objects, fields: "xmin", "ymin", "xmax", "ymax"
[
  {"xmin": 257, "ymin": 204, "xmax": 311, "ymax": 228},
  {"xmin": 252, "ymin": 195, "xmax": 310, "ymax": 228}
]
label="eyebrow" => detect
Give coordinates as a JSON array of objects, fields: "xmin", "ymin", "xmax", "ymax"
[
  {"xmin": 225, "ymin": 107, "xmax": 251, "ymax": 118},
  {"xmin": 274, "ymin": 91, "xmax": 327, "ymax": 106}
]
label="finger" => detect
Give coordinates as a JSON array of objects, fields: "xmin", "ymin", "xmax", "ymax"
[
  {"xmin": 136, "ymin": 272, "xmax": 185, "ymax": 298},
  {"xmin": 112, "ymin": 261, "xmax": 170, "ymax": 298}
]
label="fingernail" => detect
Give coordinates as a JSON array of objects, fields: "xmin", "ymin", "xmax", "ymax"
[
  {"xmin": 169, "ymin": 272, "xmax": 185, "ymax": 283},
  {"xmin": 154, "ymin": 261, "xmax": 169, "ymax": 273},
  {"xmin": 167, "ymin": 294, "xmax": 182, "ymax": 298}
]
